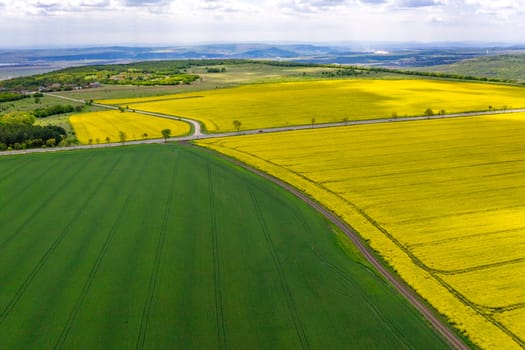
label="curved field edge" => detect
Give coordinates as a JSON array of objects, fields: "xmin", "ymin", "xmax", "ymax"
[
  {"xmin": 195, "ymin": 140, "xmax": 521, "ymax": 350},
  {"xmin": 69, "ymin": 110, "xmax": 191, "ymax": 144},
  {"xmin": 0, "ymin": 144, "xmax": 449, "ymax": 349},
  {"xmin": 194, "ymin": 143, "xmax": 472, "ymax": 350},
  {"xmin": 96, "ymin": 79, "xmax": 525, "ymax": 133}
]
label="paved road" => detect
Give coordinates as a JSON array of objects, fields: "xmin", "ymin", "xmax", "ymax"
[
  {"xmin": 45, "ymin": 92, "xmax": 525, "ymax": 140},
  {"xmin": 1, "ymin": 93, "xmax": 483, "ymax": 348},
  {"xmin": 44, "ymin": 93, "xmax": 204, "ymax": 137},
  {"xmin": 3, "ymin": 97, "xmax": 524, "ymax": 157}
]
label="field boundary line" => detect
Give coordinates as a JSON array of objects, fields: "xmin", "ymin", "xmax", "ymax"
[
  {"xmin": 194, "ymin": 144, "xmax": 470, "ymax": 350},
  {"xmin": 394, "ymin": 203, "xmax": 525, "ymax": 226},
  {"xmin": 0, "ymin": 153, "xmax": 123, "ymax": 325},
  {"xmin": 54, "ymin": 153, "xmax": 148, "ymax": 349},
  {"xmin": 212, "ymin": 144, "xmax": 525, "ymax": 347},
  {"xmin": 429, "ymin": 257, "xmax": 525, "ymax": 275},
  {"xmin": 289, "ymin": 160, "xmax": 525, "ymax": 347},
  {"xmin": 249, "ymin": 189, "xmax": 311, "ymax": 350},
  {"xmin": 135, "ymin": 151, "xmax": 179, "ymax": 350},
  {"xmin": 494, "ymin": 303, "xmax": 525, "ymax": 313},
  {"xmin": 207, "ymin": 163, "xmax": 228, "ymax": 350}
]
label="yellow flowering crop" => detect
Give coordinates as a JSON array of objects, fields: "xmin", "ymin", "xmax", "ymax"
[
  {"xmin": 70, "ymin": 110, "xmax": 190, "ymax": 144},
  {"xmin": 496, "ymin": 310, "xmax": 525, "ymax": 342},
  {"xmin": 196, "ymin": 113, "xmax": 525, "ymax": 349},
  {"xmin": 99, "ymin": 79, "xmax": 525, "ymax": 132}
]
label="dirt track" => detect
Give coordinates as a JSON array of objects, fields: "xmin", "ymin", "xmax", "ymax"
[
  {"xmin": 0, "ymin": 94, "xmax": 505, "ymax": 348},
  {"xmin": 199, "ymin": 145, "xmax": 471, "ymax": 350}
]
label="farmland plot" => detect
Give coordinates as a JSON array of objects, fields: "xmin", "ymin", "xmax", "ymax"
[
  {"xmin": 69, "ymin": 110, "xmax": 190, "ymax": 144},
  {"xmin": 99, "ymin": 79, "xmax": 525, "ymax": 132},
  {"xmin": 0, "ymin": 144, "xmax": 447, "ymax": 349},
  {"xmin": 197, "ymin": 113, "xmax": 525, "ymax": 349}
]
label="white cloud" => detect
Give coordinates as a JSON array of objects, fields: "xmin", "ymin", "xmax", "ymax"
[{"xmin": 0, "ymin": 0, "xmax": 523, "ymax": 46}]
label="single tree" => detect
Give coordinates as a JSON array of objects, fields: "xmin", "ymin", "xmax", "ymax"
[
  {"xmin": 105, "ymin": 136, "xmax": 110, "ymax": 144},
  {"xmin": 342, "ymin": 117, "xmax": 349, "ymax": 125},
  {"xmin": 161, "ymin": 129, "xmax": 171, "ymax": 142},
  {"xmin": 143, "ymin": 132, "xmax": 148, "ymax": 140},
  {"xmin": 424, "ymin": 108, "xmax": 434, "ymax": 117},
  {"xmin": 46, "ymin": 138, "xmax": 56, "ymax": 147},
  {"xmin": 119, "ymin": 131, "xmax": 127, "ymax": 144},
  {"xmin": 391, "ymin": 112, "xmax": 398, "ymax": 118},
  {"xmin": 88, "ymin": 138, "xmax": 93, "ymax": 146},
  {"xmin": 311, "ymin": 117, "xmax": 316, "ymax": 128},
  {"xmin": 233, "ymin": 120, "xmax": 242, "ymax": 132}
]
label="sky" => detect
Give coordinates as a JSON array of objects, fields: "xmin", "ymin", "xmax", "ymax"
[{"xmin": 0, "ymin": 0, "xmax": 524, "ymax": 47}]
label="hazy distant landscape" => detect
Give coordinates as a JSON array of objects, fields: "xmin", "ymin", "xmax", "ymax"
[{"xmin": 2, "ymin": 43, "xmax": 525, "ymax": 81}]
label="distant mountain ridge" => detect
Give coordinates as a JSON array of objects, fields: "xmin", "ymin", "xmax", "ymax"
[{"xmin": 1, "ymin": 43, "xmax": 525, "ymax": 80}]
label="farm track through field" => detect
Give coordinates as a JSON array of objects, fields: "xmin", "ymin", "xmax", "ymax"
[
  {"xmin": 0, "ymin": 153, "xmax": 123, "ymax": 326},
  {"xmin": 203, "ymin": 146, "xmax": 470, "ymax": 350},
  {"xmin": 348, "ymin": 158, "xmax": 525, "ymax": 183},
  {"xmin": 207, "ymin": 163, "xmax": 228, "ymax": 350},
  {"xmin": 313, "ymin": 175, "xmax": 525, "ymax": 348},
  {"xmin": 410, "ymin": 226, "xmax": 525, "ymax": 248},
  {"xmin": 135, "ymin": 152, "xmax": 179, "ymax": 350},
  {"xmin": 54, "ymin": 154, "xmax": 149, "ymax": 350},
  {"xmin": 249, "ymin": 189, "xmax": 311, "ymax": 350},
  {"xmin": 359, "ymin": 175, "xmax": 525, "ymax": 208},
  {"xmin": 395, "ymin": 203, "xmax": 525, "ymax": 226},
  {"xmin": 0, "ymin": 155, "xmax": 93, "ymax": 250},
  {"xmin": 6, "ymin": 93, "xmax": 521, "ymax": 348},
  {"xmin": 430, "ymin": 257, "xmax": 525, "ymax": 275}
]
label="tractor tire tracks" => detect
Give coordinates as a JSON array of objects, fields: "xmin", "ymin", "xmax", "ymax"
[
  {"xmin": 135, "ymin": 154, "xmax": 179, "ymax": 350},
  {"xmin": 0, "ymin": 155, "xmax": 93, "ymax": 250},
  {"xmin": 207, "ymin": 163, "xmax": 228, "ymax": 350},
  {"xmin": 0, "ymin": 154, "xmax": 123, "ymax": 325},
  {"xmin": 54, "ymin": 155, "xmax": 148, "ymax": 349},
  {"xmin": 203, "ymin": 146, "xmax": 469, "ymax": 350},
  {"xmin": 249, "ymin": 189, "xmax": 311, "ymax": 350}
]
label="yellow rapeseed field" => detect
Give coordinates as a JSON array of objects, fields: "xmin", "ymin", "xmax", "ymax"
[
  {"xmin": 196, "ymin": 113, "xmax": 525, "ymax": 349},
  {"xmin": 99, "ymin": 79, "xmax": 525, "ymax": 132},
  {"xmin": 70, "ymin": 110, "xmax": 190, "ymax": 144}
]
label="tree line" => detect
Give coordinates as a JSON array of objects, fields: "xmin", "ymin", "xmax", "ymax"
[
  {"xmin": 31, "ymin": 104, "xmax": 83, "ymax": 118},
  {"xmin": 1, "ymin": 58, "xmax": 521, "ymax": 94},
  {"xmin": 0, "ymin": 112, "xmax": 67, "ymax": 150},
  {"xmin": 0, "ymin": 92, "xmax": 28, "ymax": 103}
]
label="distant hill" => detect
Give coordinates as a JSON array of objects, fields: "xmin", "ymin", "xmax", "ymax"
[
  {"xmin": 2, "ymin": 43, "xmax": 525, "ymax": 81},
  {"xmin": 241, "ymin": 47, "xmax": 299, "ymax": 58},
  {"xmin": 420, "ymin": 53, "xmax": 525, "ymax": 83}
]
